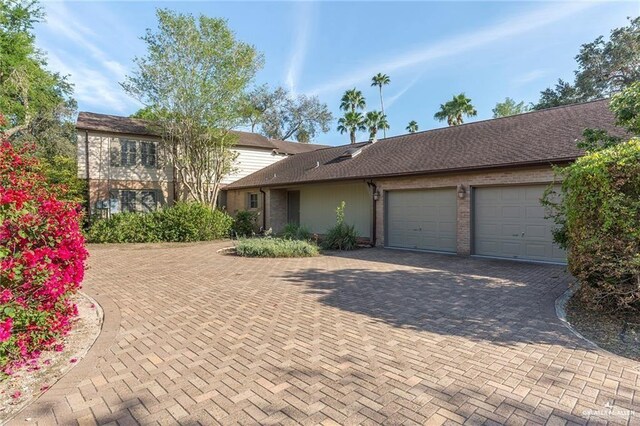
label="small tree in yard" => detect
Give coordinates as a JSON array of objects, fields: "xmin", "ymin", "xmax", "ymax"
[{"xmin": 122, "ymin": 9, "xmax": 263, "ymax": 207}]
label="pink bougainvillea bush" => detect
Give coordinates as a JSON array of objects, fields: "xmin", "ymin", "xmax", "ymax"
[{"xmin": 0, "ymin": 141, "xmax": 87, "ymax": 372}]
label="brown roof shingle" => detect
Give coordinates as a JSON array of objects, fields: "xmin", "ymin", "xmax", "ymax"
[
  {"xmin": 76, "ymin": 112, "xmax": 328, "ymax": 155},
  {"xmin": 226, "ymin": 99, "xmax": 624, "ymax": 189}
]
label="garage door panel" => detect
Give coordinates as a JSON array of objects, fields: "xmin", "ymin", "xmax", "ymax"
[
  {"xmin": 474, "ymin": 185, "xmax": 565, "ymax": 263},
  {"xmin": 387, "ymin": 189, "xmax": 456, "ymax": 253}
]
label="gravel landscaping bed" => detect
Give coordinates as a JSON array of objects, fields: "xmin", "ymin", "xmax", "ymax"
[
  {"xmin": 0, "ymin": 293, "xmax": 103, "ymax": 423},
  {"xmin": 566, "ymin": 295, "xmax": 640, "ymax": 361}
]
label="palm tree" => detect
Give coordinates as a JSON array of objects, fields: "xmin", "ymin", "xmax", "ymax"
[
  {"xmin": 364, "ymin": 111, "xmax": 389, "ymax": 141},
  {"xmin": 337, "ymin": 111, "xmax": 366, "ymax": 144},
  {"xmin": 371, "ymin": 73, "xmax": 390, "ymax": 137},
  {"xmin": 340, "ymin": 89, "xmax": 366, "ymax": 113},
  {"xmin": 434, "ymin": 93, "xmax": 477, "ymax": 126},
  {"xmin": 406, "ymin": 120, "xmax": 419, "ymax": 133}
]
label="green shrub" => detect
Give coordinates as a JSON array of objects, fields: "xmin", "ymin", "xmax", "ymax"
[
  {"xmin": 87, "ymin": 202, "xmax": 233, "ymax": 243},
  {"xmin": 235, "ymin": 238, "xmax": 319, "ymax": 258},
  {"xmin": 281, "ymin": 223, "xmax": 312, "ymax": 241},
  {"xmin": 233, "ymin": 210, "xmax": 258, "ymax": 237},
  {"xmin": 544, "ymin": 138, "xmax": 640, "ymax": 311},
  {"xmin": 154, "ymin": 202, "xmax": 233, "ymax": 242},
  {"xmin": 87, "ymin": 212, "xmax": 159, "ymax": 243},
  {"xmin": 321, "ymin": 201, "xmax": 358, "ymax": 250}
]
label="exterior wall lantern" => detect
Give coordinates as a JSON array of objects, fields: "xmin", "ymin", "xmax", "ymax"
[
  {"xmin": 457, "ymin": 184, "xmax": 466, "ymax": 199},
  {"xmin": 373, "ymin": 190, "xmax": 380, "ymax": 201}
]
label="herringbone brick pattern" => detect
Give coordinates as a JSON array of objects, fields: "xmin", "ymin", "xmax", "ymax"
[{"xmin": 13, "ymin": 243, "xmax": 640, "ymax": 425}]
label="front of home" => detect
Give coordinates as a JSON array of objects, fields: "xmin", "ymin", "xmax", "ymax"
[
  {"xmin": 76, "ymin": 112, "xmax": 327, "ymax": 217},
  {"xmin": 225, "ymin": 99, "xmax": 621, "ymax": 263}
]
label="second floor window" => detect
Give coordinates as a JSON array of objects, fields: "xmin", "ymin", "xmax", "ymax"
[
  {"xmin": 141, "ymin": 142, "xmax": 157, "ymax": 167},
  {"xmin": 114, "ymin": 139, "xmax": 159, "ymax": 168},
  {"xmin": 120, "ymin": 140, "xmax": 137, "ymax": 166}
]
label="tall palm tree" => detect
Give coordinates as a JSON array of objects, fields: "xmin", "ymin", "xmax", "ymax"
[
  {"xmin": 364, "ymin": 111, "xmax": 389, "ymax": 141},
  {"xmin": 340, "ymin": 89, "xmax": 366, "ymax": 112},
  {"xmin": 371, "ymin": 73, "xmax": 390, "ymax": 137},
  {"xmin": 406, "ymin": 120, "xmax": 419, "ymax": 133},
  {"xmin": 337, "ymin": 111, "xmax": 366, "ymax": 144},
  {"xmin": 434, "ymin": 93, "xmax": 477, "ymax": 126}
]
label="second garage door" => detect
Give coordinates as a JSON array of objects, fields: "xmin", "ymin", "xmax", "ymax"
[
  {"xmin": 386, "ymin": 189, "xmax": 457, "ymax": 252},
  {"xmin": 474, "ymin": 185, "xmax": 565, "ymax": 263}
]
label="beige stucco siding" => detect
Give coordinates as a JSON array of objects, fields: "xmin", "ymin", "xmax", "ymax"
[
  {"xmin": 297, "ymin": 182, "xmax": 372, "ymax": 238},
  {"xmin": 222, "ymin": 147, "xmax": 287, "ymax": 185}
]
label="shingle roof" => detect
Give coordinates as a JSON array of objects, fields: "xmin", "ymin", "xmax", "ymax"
[
  {"xmin": 76, "ymin": 112, "xmax": 328, "ymax": 155},
  {"xmin": 226, "ymin": 99, "xmax": 624, "ymax": 190}
]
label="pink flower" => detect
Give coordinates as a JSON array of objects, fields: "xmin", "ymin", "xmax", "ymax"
[
  {"xmin": 0, "ymin": 289, "xmax": 12, "ymax": 303},
  {"xmin": 11, "ymin": 390, "xmax": 21, "ymax": 399},
  {"xmin": 0, "ymin": 318, "xmax": 13, "ymax": 342}
]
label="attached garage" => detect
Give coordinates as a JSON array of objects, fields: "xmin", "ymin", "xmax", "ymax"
[
  {"xmin": 386, "ymin": 189, "xmax": 457, "ymax": 253},
  {"xmin": 473, "ymin": 185, "xmax": 565, "ymax": 263}
]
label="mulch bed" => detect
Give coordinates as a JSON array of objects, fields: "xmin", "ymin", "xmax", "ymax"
[
  {"xmin": 566, "ymin": 295, "xmax": 640, "ymax": 361},
  {"xmin": 0, "ymin": 293, "xmax": 103, "ymax": 423}
]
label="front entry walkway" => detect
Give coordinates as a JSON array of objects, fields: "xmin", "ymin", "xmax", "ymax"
[{"xmin": 14, "ymin": 243, "xmax": 639, "ymax": 425}]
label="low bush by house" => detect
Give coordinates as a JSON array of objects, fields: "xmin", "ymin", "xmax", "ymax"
[
  {"xmin": 321, "ymin": 201, "xmax": 358, "ymax": 251},
  {"xmin": 235, "ymin": 238, "xmax": 319, "ymax": 258},
  {"xmin": 547, "ymin": 138, "xmax": 640, "ymax": 312},
  {"xmin": 0, "ymin": 142, "xmax": 88, "ymax": 372},
  {"xmin": 280, "ymin": 223, "xmax": 312, "ymax": 241},
  {"xmin": 87, "ymin": 202, "xmax": 233, "ymax": 243},
  {"xmin": 232, "ymin": 210, "xmax": 258, "ymax": 237}
]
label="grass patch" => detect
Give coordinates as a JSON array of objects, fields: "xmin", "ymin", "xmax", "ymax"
[{"xmin": 235, "ymin": 238, "xmax": 319, "ymax": 258}]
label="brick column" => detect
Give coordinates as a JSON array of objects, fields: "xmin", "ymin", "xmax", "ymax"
[{"xmin": 456, "ymin": 184, "xmax": 471, "ymax": 255}]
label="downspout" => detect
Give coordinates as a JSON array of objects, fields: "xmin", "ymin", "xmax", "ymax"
[
  {"xmin": 366, "ymin": 180, "xmax": 377, "ymax": 247},
  {"xmin": 259, "ymin": 187, "xmax": 267, "ymax": 232},
  {"xmin": 84, "ymin": 130, "xmax": 91, "ymax": 223}
]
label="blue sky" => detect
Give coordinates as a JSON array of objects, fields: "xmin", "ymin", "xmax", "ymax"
[{"xmin": 35, "ymin": 1, "xmax": 638, "ymax": 146}]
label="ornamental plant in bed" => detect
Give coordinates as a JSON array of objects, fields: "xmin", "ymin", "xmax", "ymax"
[{"xmin": 0, "ymin": 141, "xmax": 87, "ymax": 373}]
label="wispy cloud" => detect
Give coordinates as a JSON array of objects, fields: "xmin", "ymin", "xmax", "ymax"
[
  {"xmin": 386, "ymin": 74, "xmax": 423, "ymax": 109},
  {"xmin": 285, "ymin": 2, "xmax": 315, "ymax": 95},
  {"xmin": 512, "ymin": 69, "xmax": 549, "ymax": 86},
  {"xmin": 307, "ymin": 2, "xmax": 597, "ymax": 95},
  {"xmin": 38, "ymin": 2, "xmax": 137, "ymax": 113}
]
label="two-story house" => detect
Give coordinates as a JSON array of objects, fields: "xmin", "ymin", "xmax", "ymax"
[{"xmin": 76, "ymin": 112, "xmax": 328, "ymax": 217}]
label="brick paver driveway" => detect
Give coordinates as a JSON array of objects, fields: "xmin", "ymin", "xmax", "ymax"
[{"xmin": 15, "ymin": 242, "xmax": 639, "ymax": 425}]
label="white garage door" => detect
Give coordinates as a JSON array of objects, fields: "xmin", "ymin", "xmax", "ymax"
[
  {"xmin": 474, "ymin": 185, "xmax": 565, "ymax": 263},
  {"xmin": 386, "ymin": 189, "xmax": 457, "ymax": 252}
]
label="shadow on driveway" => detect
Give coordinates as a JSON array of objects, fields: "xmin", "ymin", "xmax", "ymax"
[{"xmin": 281, "ymin": 248, "xmax": 580, "ymax": 348}]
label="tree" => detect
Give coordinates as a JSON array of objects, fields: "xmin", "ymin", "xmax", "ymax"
[
  {"xmin": 337, "ymin": 111, "xmax": 365, "ymax": 144},
  {"xmin": 371, "ymin": 73, "xmax": 390, "ymax": 137},
  {"xmin": 533, "ymin": 17, "xmax": 640, "ymax": 110},
  {"xmin": 0, "ymin": 0, "xmax": 80, "ymax": 202},
  {"xmin": 492, "ymin": 97, "xmax": 529, "ymax": 118},
  {"xmin": 241, "ymin": 85, "xmax": 332, "ymax": 142},
  {"xmin": 406, "ymin": 120, "xmax": 419, "ymax": 133},
  {"xmin": 364, "ymin": 111, "xmax": 389, "ymax": 141},
  {"xmin": 434, "ymin": 93, "xmax": 477, "ymax": 126},
  {"xmin": 121, "ymin": 9, "xmax": 263, "ymax": 207},
  {"xmin": 340, "ymin": 88, "xmax": 366, "ymax": 113},
  {"xmin": 0, "ymin": 0, "xmax": 76, "ymax": 151},
  {"xmin": 532, "ymin": 79, "xmax": 581, "ymax": 110},
  {"xmin": 577, "ymin": 81, "xmax": 640, "ymax": 152}
]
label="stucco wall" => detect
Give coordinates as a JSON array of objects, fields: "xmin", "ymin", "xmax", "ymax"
[{"xmin": 297, "ymin": 182, "xmax": 372, "ymax": 238}]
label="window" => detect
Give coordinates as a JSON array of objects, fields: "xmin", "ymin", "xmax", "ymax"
[
  {"xmin": 141, "ymin": 142, "xmax": 157, "ymax": 167},
  {"xmin": 248, "ymin": 193, "xmax": 259, "ymax": 209},
  {"xmin": 140, "ymin": 190, "xmax": 157, "ymax": 213},
  {"xmin": 117, "ymin": 190, "xmax": 158, "ymax": 213},
  {"xmin": 120, "ymin": 139, "xmax": 137, "ymax": 166},
  {"xmin": 120, "ymin": 190, "xmax": 137, "ymax": 213}
]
